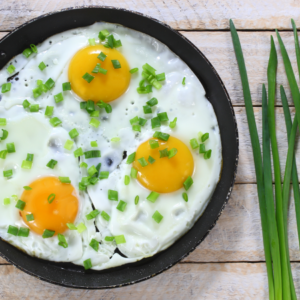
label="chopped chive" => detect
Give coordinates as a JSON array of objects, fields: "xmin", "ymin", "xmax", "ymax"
[
  {"xmin": 183, "ymin": 176, "xmax": 193, "ymax": 191},
  {"xmin": 204, "ymin": 150, "xmax": 212, "ymax": 159},
  {"xmin": 152, "ymin": 210, "xmax": 163, "ymax": 223},
  {"xmin": 147, "ymin": 191, "xmax": 159, "ymax": 203},
  {"xmin": 111, "ymin": 60, "xmax": 121, "ymax": 69},
  {"xmin": 116, "ymin": 200, "xmax": 127, "ymax": 212},
  {"xmin": 105, "ymin": 103, "xmax": 112, "ymax": 113},
  {"xmin": 3, "ymin": 169, "xmax": 13, "ymax": 177},
  {"xmin": 90, "ymin": 110, "xmax": 99, "ymax": 117},
  {"xmin": 6, "ymin": 143, "xmax": 15, "ymax": 153},
  {"xmin": 190, "ymin": 138, "xmax": 199, "ymax": 149},
  {"xmin": 151, "ymin": 117, "xmax": 161, "ymax": 129},
  {"xmin": 130, "ymin": 167, "xmax": 138, "ymax": 178},
  {"xmin": 11, "ymin": 195, "xmax": 18, "ymax": 201},
  {"xmin": 0, "ymin": 118, "xmax": 6, "ymax": 126},
  {"xmin": 182, "ymin": 77, "xmax": 186, "ymax": 85},
  {"xmin": 1, "ymin": 83, "xmax": 11, "ymax": 93},
  {"xmin": 50, "ymin": 117, "xmax": 62, "ymax": 127},
  {"xmin": 124, "ymin": 175, "xmax": 130, "ymax": 185},
  {"xmin": 113, "ymin": 37, "xmax": 122, "ymax": 48},
  {"xmin": 26, "ymin": 213, "xmax": 34, "ymax": 222},
  {"xmin": 62, "ymin": 82, "xmax": 71, "ymax": 91},
  {"xmin": 168, "ymin": 148, "xmax": 178, "ymax": 159},
  {"xmin": 130, "ymin": 68, "xmax": 138, "ymax": 74},
  {"xmin": 15, "ymin": 200, "xmax": 26, "ymax": 211},
  {"xmin": 138, "ymin": 117, "xmax": 147, "ymax": 126},
  {"xmin": 89, "ymin": 238, "xmax": 99, "ymax": 252},
  {"xmin": 83, "ymin": 258, "xmax": 92, "ymax": 270},
  {"xmin": 69, "ymin": 128, "xmax": 79, "ymax": 139},
  {"xmin": 149, "ymin": 140, "xmax": 159, "ymax": 149},
  {"xmin": 38, "ymin": 62, "xmax": 46, "ymax": 71},
  {"xmin": 182, "ymin": 192, "xmax": 188, "ymax": 202},
  {"xmin": 76, "ymin": 222, "xmax": 87, "ymax": 233},
  {"xmin": 101, "ymin": 210, "xmax": 110, "ymax": 221},
  {"xmin": 111, "ymin": 137, "xmax": 120, "ymax": 143},
  {"xmin": 3, "ymin": 198, "xmax": 10, "ymax": 205},
  {"xmin": 159, "ymin": 148, "xmax": 169, "ymax": 158},
  {"xmin": 30, "ymin": 104, "xmax": 39, "ymax": 112},
  {"xmin": 115, "ymin": 235, "xmax": 126, "ymax": 244},
  {"xmin": 30, "ymin": 44, "xmax": 37, "ymax": 53},
  {"xmin": 148, "ymin": 156, "xmax": 155, "ymax": 164},
  {"xmin": 199, "ymin": 144, "xmax": 206, "ymax": 153},
  {"xmin": 132, "ymin": 124, "xmax": 141, "ymax": 132},
  {"xmin": 23, "ymin": 186, "xmax": 32, "ymax": 190},
  {"xmin": 127, "ymin": 152, "xmax": 136, "ymax": 164},
  {"xmin": 23, "ymin": 99, "xmax": 30, "ymax": 109},
  {"xmin": 143, "ymin": 105, "xmax": 152, "ymax": 114},
  {"xmin": 82, "ymin": 73, "xmax": 94, "ymax": 83},
  {"xmin": 146, "ymin": 98, "xmax": 158, "ymax": 107},
  {"xmin": 86, "ymin": 100, "xmax": 95, "ymax": 113},
  {"xmin": 97, "ymin": 52, "xmax": 107, "ymax": 61},
  {"xmin": 23, "ymin": 48, "xmax": 33, "ymax": 58},
  {"xmin": 7, "ymin": 64, "xmax": 15, "ymax": 74},
  {"xmin": 88, "ymin": 165, "xmax": 97, "ymax": 176},
  {"xmin": 45, "ymin": 106, "xmax": 54, "ymax": 117},
  {"xmin": 90, "ymin": 118, "xmax": 100, "ymax": 128},
  {"xmin": 99, "ymin": 29, "xmax": 110, "ymax": 40},
  {"xmin": 0, "ymin": 129, "xmax": 8, "ymax": 140},
  {"xmin": 46, "ymin": 159, "xmax": 57, "ymax": 169},
  {"xmin": 45, "ymin": 78, "xmax": 55, "ymax": 90},
  {"xmin": 98, "ymin": 67, "xmax": 108, "ymax": 75},
  {"xmin": 18, "ymin": 227, "xmax": 30, "ymax": 237},
  {"xmin": 142, "ymin": 63, "xmax": 156, "ymax": 76},
  {"xmin": 26, "ymin": 153, "xmax": 34, "ymax": 162},
  {"xmin": 91, "ymin": 141, "xmax": 98, "ymax": 147},
  {"xmin": 158, "ymin": 112, "xmax": 169, "ymax": 122},
  {"xmin": 42, "ymin": 229, "xmax": 55, "ymax": 238},
  {"xmin": 89, "ymin": 177, "xmax": 99, "ymax": 185},
  {"xmin": 84, "ymin": 150, "xmax": 101, "ymax": 159},
  {"xmin": 106, "ymin": 35, "xmax": 114, "ymax": 48},
  {"xmin": 80, "ymin": 102, "xmax": 87, "ymax": 110},
  {"xmin": 105, "ymin": 236, "xmax": 114, "ymax": 242},
  {"xmin": 138, "ymin": 157, "xmax": 148, "ymax": 167},
  {"xmin": 21, "ymin": 160, "xmax": 32, "ymax": 169},
  {"xmin": 86, "ymin": 209, "xmax": 100, "ymax": 220},
  {"xmin": 64, "ymin": 140, "xmax": 74, "ymax": 150},
  {"xmin": 130, "ymin": 116, "xmax": 139, "ymax": 125},
  {"xmin": 59, "ymin": 177, "xmax": 71, "ymax": 184},
  {"xmin": 198, "ymin": 132, "xmax": 203, "ymax": 141},
  {"xmin": 66, "ymin": 223, "xmax": 77, "ymax": 230},
  {"xmin": 153, "ymin": 131, "xmax": 170, "ymax": 141},
  {"xmin": 54, "ymin": 92, "xmax": 64, "ymax": 103},
  {"xmin": 201, "ymin": 133, "xmax": 209, "ymax": 142},
  {"xmin": 32, "ymin": 86, "xmax": 43, "ymax": 98},
  {"xmin": 156, "ymin": 73, "xmax": 165, "ymax": 81},
  {"xmin": 88, "ymin": 38, "xmax": 96, "ymax": 45},
  {"xmin": 134, "ymin": 195, "xmax": 139, "ymax": 205},
  {"xmin": 80, "ymin": 162, "xmax": 88, "ymax": 168},
  {"xmin": 92, "ymin": 63, "xmax": 101, "ymax": 73},
  {"xmin": 47, "ymin": 193, "xmax": 55, "ymax": 204},
  {"xmin": 58, "ymin": 233, "xmax": 68, "ymax": 248},
  {"xmin": 108, "ymin": 189, "xmax": 118, "ymax": 201},
  {"xmin": 0, "ymin": 150, "xmax": 8, "ymax": 159},
  {"xmin": 7, "ymin": 225, "xmax": 18, "ymax": 236}
]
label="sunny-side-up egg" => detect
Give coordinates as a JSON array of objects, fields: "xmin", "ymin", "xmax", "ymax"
[{"xmin": 0, "ymin": 22, "xmax": 222, "ymax": 270}]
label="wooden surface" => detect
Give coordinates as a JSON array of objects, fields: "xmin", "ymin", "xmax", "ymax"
[{"xmin": 2, "ymin": 1, "xmax": 300, "ymax": 299}]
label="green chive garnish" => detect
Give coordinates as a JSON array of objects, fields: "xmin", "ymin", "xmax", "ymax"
[
  {"xmin": 45, "ymin": 106, "xmax": 54, "ymax": 117},
  {"xmin": 89, "ymin": 239, "xmax": 99, "ymax": 252},
  {"xmin": 45, "ymin": 78, "xmax": 55, "ymax": 90},
  {"xmin": 23, "ymin": 48, "xmax": 33, "ymax": 58},
  {"xmin": 115, "ymin": 235, "xmax": 126, "ymax": 244},
  {"xmin": 74, "ymin": 147, "xmax": 83, "ymax": 158},
  {"xmin": 143, "ymin": 105, "xmax": 152, "ymax": 114},
  {"xmin": 42, "ymin": 229, "xmax": 55, "ymax": 238},
  {"xmin": 30, "ymin": 44, "xmax": 37, "ymax": 53},
  {"xmin": 148, "ymin": 156, "xmax": 155, "ymax": 164},
  {"xmin": 89, "ymin": 118, "xmax": 100, "ymax": 128},
  {"xmin": 124, "ymin": 175, "xmax": 130, "ymax": 185},
  {"xmin": 190, "ymin": 138, "xmax": 199, "ymax": 149},
  {"xmin": 159, "ymin": 148, "xmax": 169, "ymax": 158},
  {"xmin": 23, "ymin": 186, "xmax": 32, "ymax": 191},
  {"xmin": 108, "ymin": 189, "xmax": 118, "ymax": 201},
  {"xmin": 116, "ymin": 200, "xmax": 127, "ymax": 212},
  {"xmin": 138, "ymin": 157, "xmax": 148, "ymax": 167},
  {"xmin": 47, "ymin": 193, "xmax": 55, "ymax": 204},
  {"xmin": 38, "ymin": 62, "xmax": 46, "ymax": 71},
  {"xmin": 152, "ymin": 210, "xmax": 163, "ymax": 223},
  {"xmin": 1, "ymin": 129, "xmax": 8, "ymax": 141},
  {"xmin": 26, "ymin": 214, "xmax": 34, "ymax": 222},
  {"xmin": 3, "ymin": 198, "xmax": 10, "ymax": 205},
  {"xmin": 134, "ymin": 195, "xmax": 139, "ymax": 205},
  {"xmin": 46, "ymin": 159, "xmax": 57, "ymax": 169},
  {"xmin": 64, "ymin": 140, "xmax": 74, "ymax": 150},
  {"xmin": 182, "ymin": 192, "xmax": 188, "ymax": 202},
  {"xmin": 130, "ymin": 167, "xmax": 138, "ymax": 178},
  {"xmin": 58, "ymin": 233, "xmax": 68, "ymax": 248},
  {"xmin": 0, "ymin": 118, "xmax": 6, "ymax": 126},
  {"xmin": 86, "ymin": 209, "xmax": 100, "ymax": 220},
  {"xmin": 204, "ymin": 150, "xmax": 212, "ymax": 159},
  {"xmin": 149, "ymin": 139, "xmax": 159, "ymax": 149},
  {"xmin": 62, "ymin": 82, "xmax": 71, "ymax": 91},
  {"xmin": 88, "ymin": 38, "xmax": 96, "ymax": 46},
  {"xmin": 7, "ymin": 225, "xmax": 18, "ymax": 236},
  {"xmin": 0, "ymin": 150, "xmax": 8, "ymax": 159},
  {"xmin": 59, "ymin": 177, "xmax": 71, "ymax": 184},
  {"xmin": 50, "ymin": 117, "xmax": 62, "ymax": 127},
  {"xmin": 54, "ymin": 93, "xmax": 64, "ymax": 103},
  {"xmin": 146, "ymin": 98, "xmax": 158, "ymax": 107},
  {"xmin": 126, "ymin": 152, "xmax": 136, "ymax": 164},
  {"xmin": 84, "ymin": 150, "xmax": 101, "ymax": 159},
  {"xmin": 82, "ymin": 73, "xmax": 94, "ymax": 83},
  {"xmin": 168, "ymin": 148, "xmax": 177, "ymax": 159},
  {"xmin": 66, "ymin": 223, "xmax": 77, "ymax": 230},
  {"xmin": 151, "ymin": 117, "xmax": 161, "ymax": 129},
  {"xmin": 182, "ymin": 77, "xmax": 186, "ymax": 85},
  {"xmin": 158, "ymin": 112, "xmax": 169, "ymax": 122},
  {"xmin": 199, "ymin": 144, "xmax": 206, "ymax": 153},
  {"xmin": 77, "ymin": 222, "xmax": 87, "ymax": 233},
  {"xmin": 83, "ymin": 258, "xmax": 92, "ymax": 270},
  {"xmin": 7, "ymin": 64, "xmax": 15, "ymax": 74},
  {"xmin": 147, "ymin": 191, "xmax": 159, "ymax": 203},
  {"xmin": 101, "ymin": 210, "xmax": 110, "ymax": 221},
  {"xmin": 97, "ymin": 52, "xmax": 107, "ymax": 61},
  {"xmin": 30, "ymin": 104, "xmax": 39, "ymax": 112},
  {"xmin": 23, "ymin": 99, "xmax": 30, "ymax": 109},
  {"xmin": 153, "ymin": 131, "xmax": 169, "ymax": 141},
  {"xmin": 69, "ymin": 128, "xmax": 79, "ymax": 139},
  {"xmin": 1, "ymin": 83, "xmax": 11, "ymax": 93},
  {"xmin": 15, "ymin": 200, "xmax": 26, "ymax": 211},
  {"xmin": 105, "ymin": 236, "xmax": 114, "ymax": 242},
  {"xmin": 130, "ymin": 68, "xmax": 138, "ymax": 74},
  {"xmin": 183, "ymin": 176, "xmax": 193, "ymax": 191},
  {"xmin": 18, "ymin": 227, "xmax": 30, "ymax": 237},
  {"xmin": 111, "ymin": 60, "xmax": 121, "ymax": 69},
  {"xmin": 3, "ymin": 169, "xmax": 13, "ymax": 178}
]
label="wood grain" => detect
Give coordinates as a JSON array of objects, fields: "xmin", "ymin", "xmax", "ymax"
[
  {"xmin": 1, "ymin": 262, "xmax": 300, "ymax": 299},
  {"xmin": 1, "ymin": 0, "xmax": 300, "ymax": 31}
]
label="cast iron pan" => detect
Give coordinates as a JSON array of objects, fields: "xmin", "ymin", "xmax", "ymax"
[{"xmin": 0, "ymin": 6, "xmax": 238, "ymax": 289}]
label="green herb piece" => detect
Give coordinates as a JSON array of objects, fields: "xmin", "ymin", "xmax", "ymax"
[
  {"xmin": 84, "ymin": 150, "xmax": 101, "ymax": 159},
  {"xmin": 108, "ymin": 189, "xmax": 118, "ymax": 201},
  {"xmin": 77, "ymin": 222, "xmax": 87, "ymax": 233},
  {"xmin": 105, "ymin": 236, "xmax": 114, "ymax": 242},
  {"xmin": 130, "ymin": 116, "xmax": 139, "ymax": 125},
  {"xmin": 26, "ymin": 214, "xmax": 34, "ymax": 222},
  {"xmin": 90, "ymin": 110, "xmax": 99, "ymax": 117},
  {"xmin": 111, "ymin": 60, "xmax": 121, "ymax": 69},
  {"xmin": 99, "ymin": 29, "xmax": 110, "ymax": 40},
  {"xmin": 45, "ymin": 78, "xmax": 55, "ymax": 90},
  {"xmin": 183, "ymin": 176, "xmax": 193, "ymax": 191},
  {"xmin": 134, "ymin": 195, "xmax": 139, "ymax": 205},
  {"xmin": 86, "ymin": 209, "xmax": 100, "ymax": 220},
  {"xmin": 42, "ymin": 229, "xmax": 55, "ymax": 238},
  {"xmin": 130, "ymin": 68, "xmax": 138, "ymax": 74},
  {"xmin": 23, "ymin": 48, "xmax": 33, "ymax": 58},
  {"xmin": 7, "ymin": 225, "xmax": 18, "ymax": 236},
  {"xmin": 130, "ymin": 167, "xmax": 138, "ymax": 178},
  {"xmin": 148, "ymin": 156, "xmax": 155, "ymax": 164},
  {"xmin": 116, "ymin": 200, "xmax": 127, "ymax": 212},
  {"xmin": 115, "ymin": 235, "xmax": 126, "ymax": 244},
  {"xmin": 204, "ymin": 150, "xmax": 212, "ymax": 159},
  {"xmin": 168, "ymin": 148, "xmax": 177, "ymax": 159},
  {"xmin": 58, "ymin": 233, "xmax": 68, "ymax": 248},
  {"xmin": 152, "ymin": 210, "xmax": 163, "ymax": 223},
  {"xmin": 124, "ymin": 175, "xmax": 130, "ymax": 185},
  {"xmin": 89, "ymin": 239, "xmax": 99, "ymax": 252},
  {"xmin": 190, "ymin": 138, "xmax": 199, "ymax": 149},
  {"xmin": 0, "ymin": 118, "xmax": 6, "ymax": 126},
  {"xmin": 30, "ymin": 44, "xmax": 37, "ymax": 53},
  {"xmin": 38, "ymin": 62, "xmax": 46, "ymax": 71},
  {"xmin": 91, "ymin": 141, "xmax": 98, "ymax": 147},
  {"xmin": 59, "ymin": 177, "xmax": 71, "ymax": 184},
  {"xmin": 89, "ymin": 118, "xmax": 100, "ymax": 128},
  {"xmin": 62, "ymin": 82, "xmax": 71, "ymax": 91},
  {"xmin": 147, "ymin": 191, "xmax": 159, "ymax": 203},
  {"xmin": 132, "ymin": 124, "xmax": 141, "ymax": 132},
  {"xmin": 3, "ymin": 169, "xmax": 13, "ymax": 177},
  {"xmin": 92, "ymin": 63, "xmax": 101, "ymax": 73},
  {"xmin": 21, "ymin": 160, "xmax": 32, "ymax": 169},
  {"xmin": 149, "ymin": 139, "xmax": 159, "ymax": 149},
  {"xmin": 126, "ymin": 152, "xmax": 136, "ymax": 164},
  {"xmin": 101, "ymin": 210, "xmax": 110, "ymax": 221},
  {"xmin": 66, "ymin": 223, "xmax": 77, "ymax": 230},
  {"xmin": 88, "ymin": 38, "xmax": 96, "ymax": 45},
  {"xmin": 201, "ymin": 133, "xmax": 209, "ymax": 142},
  {"xmin": 138, "ymin": 157, "xmax": 148, "ymax": 167},
  {"xmin": 82, "ymin": 73, "xmax": 94, "ymax": 83},
  {"xmin": 50, "ymin": 117, "xmax": 62, "ymax": 127},
  {"xmin": 88, "ymin": 165, "xmax": 97, "ymax": 176},
  {"xmin": 1, "ymin": 83, "xmax": 11, "ymax": 93},
  {"xmin": 3, "ymin": 198, "xmax": 10, "ymax": 205},
  {"xmin": 7, "ymin": 64, "xmax": 15, "ymax": 74},
  {"xmin": 0, "ymin": 150, "xmax": 7, "ymax": 159},
  {"xmin": 68, "ymin": 128, "xmax": 79, "ymax": 139},
  {"xmin": 159, "ymin": 148, "xmax": 169, "ymax": 158},
  {"xmin": 46, "ymin": 159, "xmax": 57, "ymax": 169},
  {"xmin": 54, "ymin": 92, "xmax": 64, "ymax": 103},
  {"xmin": 64, "ymin": 140, "xmax": 74, "ymax": 150},
  {"xmin": 97, "ymin": 52, "xmax": 107, "ymax": 61},
  {"xmin": 1, "ymin": 129, "xmax": 8, "ymax": 140},
  {"xmin": 83, "ymin": 258, "xmax": 92, "ymax": 270},
  {"xmin": 18, "ymin": 227, "xmax": 30, "ymax": 237},
  {"xmin": 182, "ymin": 77, "xmax": 186, "ymax": 85},
  {"xmin": 80, "ymin": 162, "xmax": 88, "ymax": 168},
  {"xmin": 156, "ymin": 73, "xmax": 165, "ymax": 81},
  {"xmin": 158, "ymin": 112, "xmax": 169, "ymax": 122},
  {"xmin": 151, "ymin": 117, "xmax": 161, "ymax": 129},
  {"xmin": 153, "ymin": 131, "xmax": 169, "ymax": 141},
  {"xmin": 45, "ymin": 106, "xmax": 54, "ymax": 117},
  {"xmin": 182, "ymin": 192, "xmax": 188, "ymax": 202},
  {"xmin": 143, "ymin": 105, "xmax": 152, "ymax": 114},
  {"xmin": 29, "ymin": 104, "xmax": 39, "ymax": 112},
  {"xmin": 199, "ymin": 144, "xmax": 206, "ymax": 154},
  {"xmin": 47, "ymin": 193, "xmax": 55, "ymax": 204}
]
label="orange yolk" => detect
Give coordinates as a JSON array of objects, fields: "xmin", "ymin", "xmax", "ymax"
[
  {"xmin": 21, "ymin": 176, "xmax": 79, "ymax": 235},
  {"xmin": 133, "ymin": 136, "xmax": 194, "ymax": 193},
  {"xmin": 68, "ymin": 45, "xmax": 130, "ymax": 103}
]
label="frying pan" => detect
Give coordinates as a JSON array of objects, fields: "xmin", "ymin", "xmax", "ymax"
[{"xmin": 0, "ymin": 6, "xmax": 238, "ymax": 289}]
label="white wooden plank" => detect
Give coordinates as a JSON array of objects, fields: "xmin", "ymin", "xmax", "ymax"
[{"xmin": 1, "ymin": 0, "xmax": 300, "ymax": 31}]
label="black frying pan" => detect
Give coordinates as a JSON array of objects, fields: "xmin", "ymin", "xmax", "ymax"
[{"xmin": 0, "ymin": 6, "xmax": 238, "ymax": 289}]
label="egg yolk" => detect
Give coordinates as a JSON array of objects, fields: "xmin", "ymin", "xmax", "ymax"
[
  {"xmin": 133, "ymin": 136, "xmax": 194, "ymax": 193},
  {"xmin": 68, "ymin": 45, "xmax": 130, "ymax": 103},
  {"xmin": 20, "ymin": 176, "xmax": 79, "ymax": 235}
]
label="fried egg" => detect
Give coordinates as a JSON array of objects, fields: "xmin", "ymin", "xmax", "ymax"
[{"xmin": 0, "ymin": 22, "xmax": 222, "ymax": 270}]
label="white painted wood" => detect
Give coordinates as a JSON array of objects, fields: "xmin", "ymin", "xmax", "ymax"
[{"xmin": 1, "ymin": 0, "xmax": 300, "ymax": 31}]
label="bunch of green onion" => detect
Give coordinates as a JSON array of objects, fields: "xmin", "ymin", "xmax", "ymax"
[{"xmin": 230, "ymin": 19, "xmax": 300, "ymax": 300}]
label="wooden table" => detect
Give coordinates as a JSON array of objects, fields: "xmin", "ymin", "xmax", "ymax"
[{"xmin": 1, "ymin": 1, "xmax": 300, "ymax": 299}]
